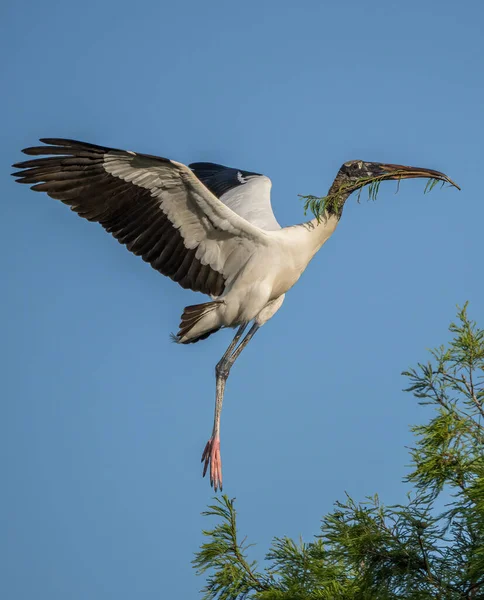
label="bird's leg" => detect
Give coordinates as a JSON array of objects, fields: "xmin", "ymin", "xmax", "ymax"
[
  {"xmin": 202, "ymin": 323, "xmax": 259, "ymax": 491},
  {"xmin": 218, "ymin": 323, "xmax": 249, "ymax": 367},
  {"xmin": 225, "ymin": 323, "xmax": 260, "ymax": 371},
  {"xmin": 201, "ymin": 324, "xmax": 247, "ymax": 491}
]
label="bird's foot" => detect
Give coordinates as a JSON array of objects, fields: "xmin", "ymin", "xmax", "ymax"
[{"xmin": 201, "ymin": 436, "xmax": 222, "ymax": 492}]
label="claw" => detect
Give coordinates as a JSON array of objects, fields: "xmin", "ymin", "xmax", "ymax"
[{"xmin": 201, "ymin": 437, "xmax": 223, "ymax": 491}]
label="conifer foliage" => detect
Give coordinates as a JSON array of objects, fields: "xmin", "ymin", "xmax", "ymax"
[{"xmin": 194, "ymin": 304, "xmax": 484, "ymax": 599}]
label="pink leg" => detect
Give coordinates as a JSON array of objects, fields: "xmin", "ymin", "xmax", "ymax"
[
  {"xmin": 201, "ymin": 437, "xmax": 222, "ymax": 491},
  {"xmin": 201, "ymin": 323, "xmax": 259, "ymax": 491},
  {"xmin": 201, "ymin": 366, "xmax": 227, "ymax": 491}
]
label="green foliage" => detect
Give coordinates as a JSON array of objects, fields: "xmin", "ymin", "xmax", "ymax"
[
  {"xmin": 300, "ymin": 175, "xmax": 444, "ymax": 221},
  {"xmin": 423, "ymin": 178, "xmax": 444, "ymax": 194},
  {"xmin": 193, "ymin": 496, "xmax": 267, "ymax": 600},
  {"xmin": 194, "ymin": 305, "xmax": 484, "ymax": 599}
]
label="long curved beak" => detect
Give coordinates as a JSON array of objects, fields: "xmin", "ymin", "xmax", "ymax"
[{"xmin": 370, "ymin": 162, "xmax": 460, "ymax": 190}]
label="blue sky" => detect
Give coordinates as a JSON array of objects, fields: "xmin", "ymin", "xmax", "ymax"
[{"xmin": 2, "ymin": 0, "xmax": 483, "ymax": 598}]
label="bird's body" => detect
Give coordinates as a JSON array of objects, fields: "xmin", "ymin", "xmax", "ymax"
[
  {"xmin": 179, "ymin": 215, "xmax": 340, "ymax": 340},
  {"xmin": 182, "ymin": 162, "xmax": 341, "ymax": 340},
  {"xmin": 12, "ymin": 139, "xmax": 459, "ymax": 490}
]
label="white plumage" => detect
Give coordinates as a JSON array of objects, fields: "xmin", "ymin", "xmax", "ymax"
[
  {"xmin": 100, "ymin": 146, "xmax": 338, "ymax": 342},
  {"xmin": 12, "ymin": 138, "xmax": 459, "ymax": 491}
]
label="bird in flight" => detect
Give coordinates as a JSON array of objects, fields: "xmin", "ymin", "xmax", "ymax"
[{"xmin": 12, "ymin": 139, "xmax": 459, "ymax": 491}]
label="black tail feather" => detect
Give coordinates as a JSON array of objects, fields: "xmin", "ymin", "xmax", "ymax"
[{"xmin": 174, "ymin": 301, "xmax": 222, "ymax": 344}]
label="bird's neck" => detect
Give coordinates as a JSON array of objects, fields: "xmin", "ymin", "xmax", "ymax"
[
  {"xmin": 279, "ymin": 185, "xmax": 351, "ymax": 277},
  {"xmin": 301, "ymin": 211, "xmax": 341, "ymax": 259},
  {"xmin": 302, "ymin": 185, "xmax": 351, "ymax": 256}
]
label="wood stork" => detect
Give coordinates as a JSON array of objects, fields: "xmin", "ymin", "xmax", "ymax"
[{"xmin": 12, "ymin": 139, "xmax": 459, "ymax": 491}]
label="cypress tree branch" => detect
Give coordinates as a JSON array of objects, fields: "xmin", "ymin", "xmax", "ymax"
[{"xmin": 195, "ymin": 304, "xmax": 484, "ymax": 600}]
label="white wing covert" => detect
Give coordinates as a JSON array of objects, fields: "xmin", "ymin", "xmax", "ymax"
[
  {"xmin": 190, "ymin": 162, "xmax": 281, "ymax": 231},
  {"xmin": 12, "ymin": 139, "xmax": 271, "ymax": 297}
]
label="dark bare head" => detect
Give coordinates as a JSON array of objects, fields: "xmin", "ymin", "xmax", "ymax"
[
  {"xmin": 320, "ymin": 160, "xmax": 459, "ymax": 217},
  {"xmin": 331, "ymin": 160, "xmax": 460, "ymax": 197}
]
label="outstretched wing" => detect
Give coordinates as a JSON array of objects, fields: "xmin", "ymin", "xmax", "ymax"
[
  {"xmin": 190, "ymin": 162, "xmax": 281, "ymax": 231},
  {"xmin": 12, "ymin": 139, "xmax": 271, "ymax": 297}
]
